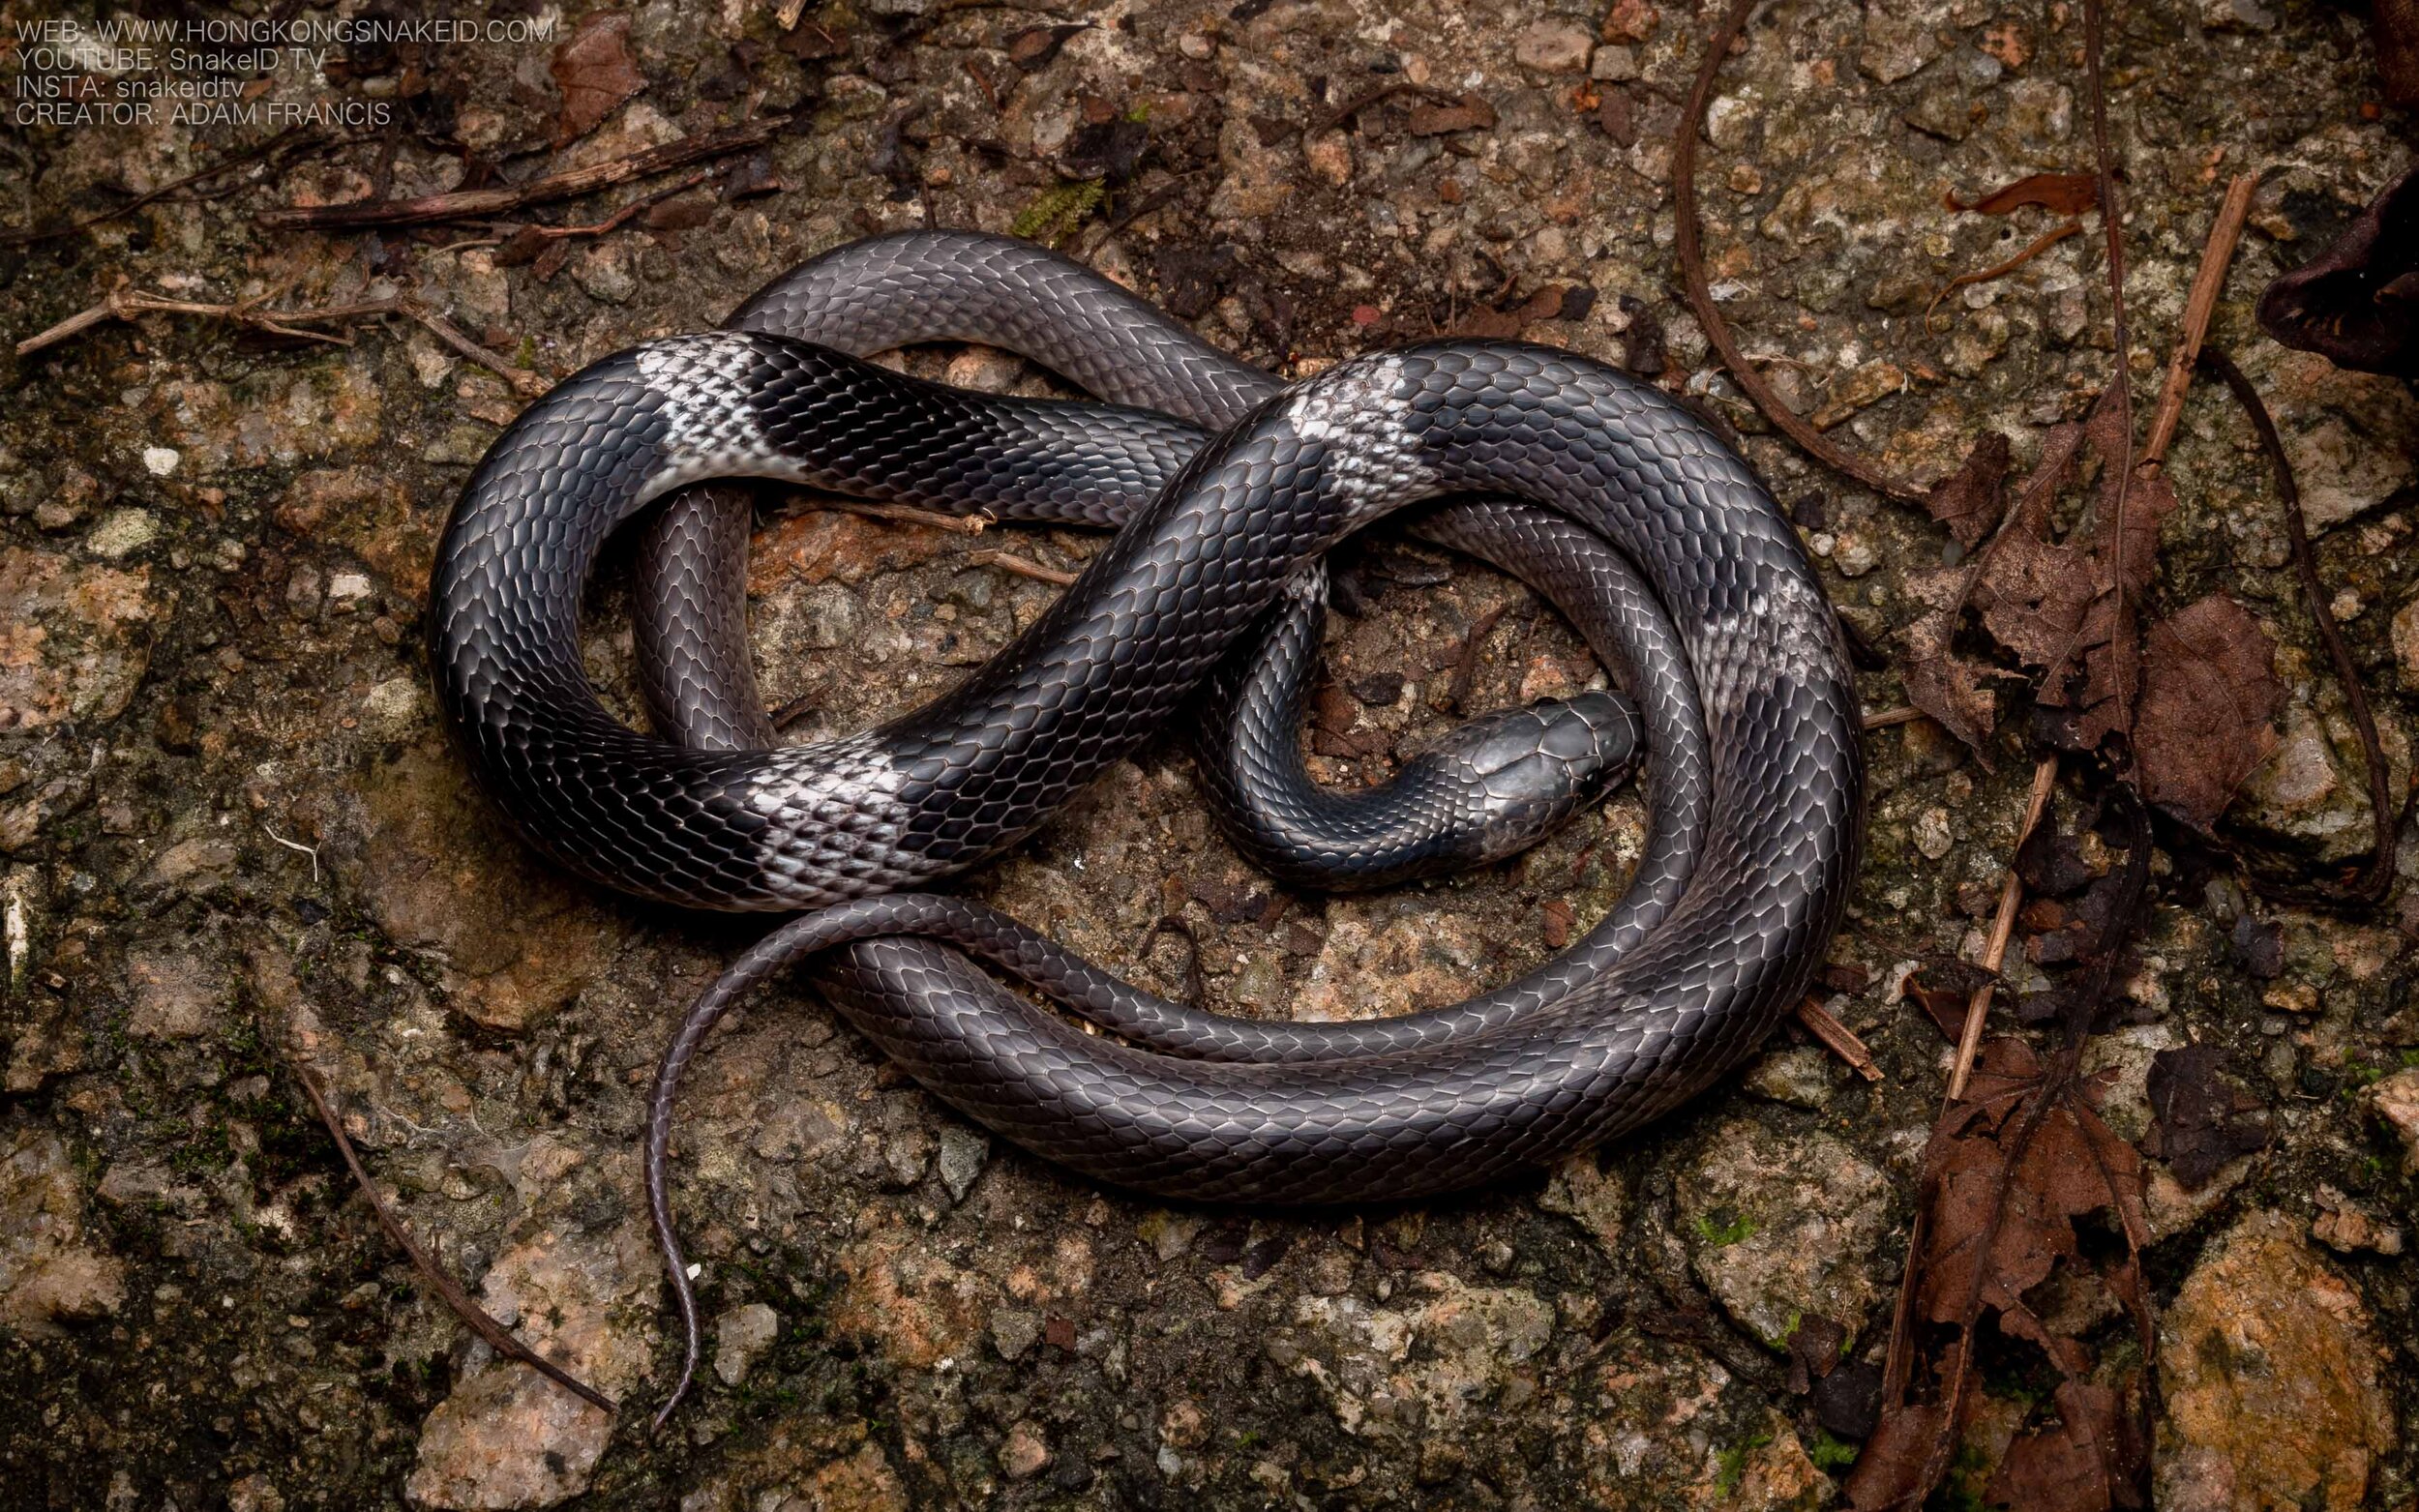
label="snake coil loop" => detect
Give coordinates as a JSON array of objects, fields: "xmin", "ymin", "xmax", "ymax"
[{"xmin": 426, "ymin": 232, "xmax": 1865, "ymax": 1421}]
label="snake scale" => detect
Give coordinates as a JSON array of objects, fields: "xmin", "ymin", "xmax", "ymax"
[{"xmin": 427, "ymin": 231, "xmax": 1866, "ymax": 1417}]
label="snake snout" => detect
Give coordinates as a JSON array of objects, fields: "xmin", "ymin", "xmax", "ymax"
[{"xmin": 1426, "ymin": 689, "xmax": 1643, "ymax": 863}]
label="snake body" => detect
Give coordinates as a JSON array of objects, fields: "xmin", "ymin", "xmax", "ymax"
[{"xmin": 426, "ymin": 233, "xmax": 1865, "ymax": 1417}]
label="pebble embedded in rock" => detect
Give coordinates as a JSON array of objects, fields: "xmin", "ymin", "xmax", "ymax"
[
  {"xmin": 999, "ymin": 1420, "xmax": 1052, "ymax": 1479},
  {"xmin": 1512, "ymin": 19, "xmax": 1594, "ymax": 74},
  {"xmin": 990, "ymin": 1306, "xmax": 1042, "ymax": 1362},
  {"xmin": 0, "ymin": 1127, "xmax": 126, "ymax": 1336},
  {"xmin": 1676, "ymin": 1116, "xmax": 1891, "ymax": 1347},
  {"xmin": 1739, "ymin": 1044, "xmax": 1842, "ymax": 1110},
  {"xmin": 2157, "ymin": 1209, "xmax": 2394, "ymax": 1511},
  {"xmin": 2368, "ymin": 1069, "xmax": 2419, "ymax": 1173},
  {"xmin": 713, "ymin": 1301, "xmax": 781, "ymax": 1386},
  {"xmin": 935, "ymin": 1125, "xmax": 989, "ymax": 1203}
]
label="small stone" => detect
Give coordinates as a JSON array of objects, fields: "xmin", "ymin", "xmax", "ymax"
[
  {"xmin": 140, "ymin": 447, "xmax": 180, "ymax": 477},
  {"xmin": 1913, "ymin": 806, "xmax": 1954, "ymax": 860},
  {"xmin": 2157, "ymin": 1210, "xmax": 2394, "ymax": 1510},
  {"xmin": 285, "ymin": 561, "xmax": 324, "ymax": 619},
  {"xmin": 1513, "ymin": 19, "xmax": 1593, "ymax": 74},
  {"xmin": 2390, "ymin": 598, "xmax": 2419, "ymax": 684},
  {"xmin": 1, "ymin": 1127, "xmax": 127, "ymax": 1336},
  {"xmin": 127, "ymin": 949, "xmax": 217, "ymax": 1039},
  {"xmin": 225, "ymin": 1474, "xmax": 284, "ymax": 1512},
  {"xmin": 571, "ymin": 242, "xmax": 639, "ymax": 305},
  {"xmin": 2283, "ymin": 415, "xmax": 2414, "ymax": 533},
  {"xmin": 85, "ymin": 508, "xmax": 159, "ymax": 560},
  {"xmin": 1302, "ymin": 129, "xmax": 1353, "ymax": 187},
  {"xmin": 792, "ymin": 582, "xmax": 860, "ymax": 651},
  {"xmin": 991, "ymin": 1307, "xmax": 1043, "ymax": 1361},
  {"xmin": 712, "ymin": 1301, "xmax": 780, "ymax": 1386},
  {"xmin": 147, "ymin": 837, "xmax": 239, "ymax": 890},
  {"xmin": 404, "ymin": 1228, "xmax": 651, "ymax": 1508},
  {"xmin": 1159, "ymin": 1399, "xmax": 1208, "ymax": 1450},
  {"xmin": 1859, "ymin": 0, "xmax": 1942, "ymax": 82},
  {"xmin": 1537, "ymin": 1148, "xmax": 1626, "ymax": 1251},
  {"xmin": 2310, "ymin": 1185, "xmax": 2403, "ymax": 1256},
  {"xmin": 935, "ymin": 1125, "xmax": 989, "ymax": 1203},
  {"xmin": 2236, "ymin": 701, "xmax": 2405, "ymax": 864},
  {"xmin": 1739, "ymin": 1045, "xmax": 1840, "ymax": 1109},
  {"xmin": 999, "ymin": 1421, "xmax": 1051, "ymax": 1480},
  {"xmin": 1598, "ymin": 0, "xmax": 1657, "ymax": 43},
  {"xmin": 2368, "ymin": 1069, "xmax": 2419, "ymax": 1174},
  {"xmin": 1676, "ymin": 1116, "xmax": 1891, "ymax": 1347},
  {"xmin": 942, "ymin": 347, "xmax": 1022, "ymax": 394},
  {"xmin": 1591, "ymin": 44, "xmax": 1640, "ymax": 80}
]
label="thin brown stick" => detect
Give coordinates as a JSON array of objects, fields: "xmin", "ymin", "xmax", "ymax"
[
  {"xmin": 399, "ymin": 299, "xmax": 550, "ymax": 398},
  {"xmin": 1862, "ymin": 704, "xmax": 1926, "ymax": 730},
  {"xmin": 840, "ymin": 501, "xmax": 990, "ymax": 533},
  {"xmin": 291, "ymin": 1058, "xmax": 616, "ymax": 1412},
  {"xmin": 0, "ymin": 127, "xmax": 314, "ymax": 248},
  {"xmin": 1948, "ymin": 756, "xmax": 2059, "ymax": 1102},
  {"xmin": 1924, "ymin": 220, "xmax": 2082, "ymax": 328},
  {"xmin": 1311, "ymin": 81, "xmax": 1468, "ymax": 135},
  {"xmin": 16, "ymin": 288, "xmax": 400, "ymax": 358},
  {"xmin": 1796, "ymin": 997, "xmax": 1883, "ymax": 1082},
  {"xmin": 969, "ymin": 548, "xmax": 1078, "ymax": 584},
  {"xmin": 2082, "ymin": 0, "xmax": 2135, "ymax": 628},
  {"xmin": 525, "ymin": 168, "xmax": 714, "ymax": 244},
  {"xmin": 2140, "ymin": 173, "xmax": 2256, "ymax": 470},
  {"xmin": 2199, "ymin": 346, "xmax": 2400, "ymax": 904},
  {"xmin": 1674, "ymin": 0, "xmax": 1926, "ymax": 505},
  {"xmin": 15, "ymin": 285, "xmax": 547, "ymax": 399},
  {"xmin": 256, "ymin": 117, "xmax": 789, "ymax": 232}
]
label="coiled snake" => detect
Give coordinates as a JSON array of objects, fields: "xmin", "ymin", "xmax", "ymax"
[{"xmin": 427, "ymin": 231, "xmax": 1865, "ymax": 1418}]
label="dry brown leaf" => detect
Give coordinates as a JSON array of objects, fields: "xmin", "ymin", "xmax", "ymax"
[
  {"xmin": 1897, "ymin": 567, "xmax": 1998, "ymax": 761},
  {"xmin": 1916, "ymin": 1039, "xmax": 2149, "ymax": 1342},
  {"xmin": 1950, "ymin": 171, "xmax": 2100, "ymax": 217},
  {"xmin": 1972, "ymin": 401, "xmax": 2173, "ymax": 751},
  {"xmin": 1406, "ymin": 93, "xmax": 1498, "ymax": 135},
  {"xmin": 1844, "ymin": 1400, "xmax": 1962, "ymax": 1510},
  {"xmin": 2133, "ymin": 594, "xmax": 2284, "ymax": 829},
  {"xmin": 552, "ymin": 15, "xmax": 646, "ymax": 146},
  {"xmin": 2145, "ymin": 1042, "xmax": 2271, "ymax": 1190},
  {"xmin": 1924, "ymin": 430, "xmax": 2012, "ymax": 548},
  {"xmin": 1984, "ymin": 1379, "xmax": 2146, "ymax": 1512}
]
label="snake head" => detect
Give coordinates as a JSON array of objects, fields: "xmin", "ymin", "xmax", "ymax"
[{"xmin": 1414, "ymin": 689, "xmax": 1643, "ymax": 866}]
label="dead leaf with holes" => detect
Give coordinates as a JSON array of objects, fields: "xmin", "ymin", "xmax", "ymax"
[{"xmin": 552, "ymin": 15, "xmax": 646, "ymax": 146}]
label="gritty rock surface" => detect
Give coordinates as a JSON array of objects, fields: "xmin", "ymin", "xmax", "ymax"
[
  {"xmin": 2157, "ymin": 1209, "xmax": 2396, "ymax": 1512},
  {"xmin": 1677, "ymin": 1117, "xmax": 1893, "ymax": 1348},
  {"xmin": 0, "ymin": 0, "xmax": 2412, "ymax": 1507}
]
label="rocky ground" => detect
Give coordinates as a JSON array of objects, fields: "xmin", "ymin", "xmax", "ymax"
[{"xmin": 2, "ymin": 0, "xmax": 2416, "ymax": 1508}]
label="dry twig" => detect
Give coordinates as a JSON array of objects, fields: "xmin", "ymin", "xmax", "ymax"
[
  {"xmin": 1674, "ymin": 0, "xmax": 1926, "ymax": 504},
  {"xmin": 1924, "ymin": 221, "xmax": 2083, "ymax": 328},
  {"xmin": 1796, "ymin": 997, "xmax": 1883, "ymax": 1082},
  {"xmin": 14, "ymin": 284, "xmax": 548, "ymax": 397},
  {"xmin": 2140, "ymin": 174, "xmax": 2257, "ymax": 469},
  {"xmin": 2197, "ymin": 346, "xmax": 2401, "ymax": 905},
  {"xmin": 0, "ymin": 127, "xmax": 315, "ymax": 248},
  {"xmin": 969, "ymin": 548, "xmax": 1078, "ymax": 585},
  {"xmin": 256, "ymin": 117, "xmax": 788, "ymax": 232},
  {"xmin": 1948, "ymin": 756, "xmax": 2059, "ymax": 1103},
  {"xmin": 291, "ymin": 1058, "xmax": 615, "ymax": 1413}
]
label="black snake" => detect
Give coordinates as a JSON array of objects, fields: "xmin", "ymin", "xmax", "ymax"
[{"xmin": 426, "ymin": 231, "xmax": 1866, "ymax": 1419}]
